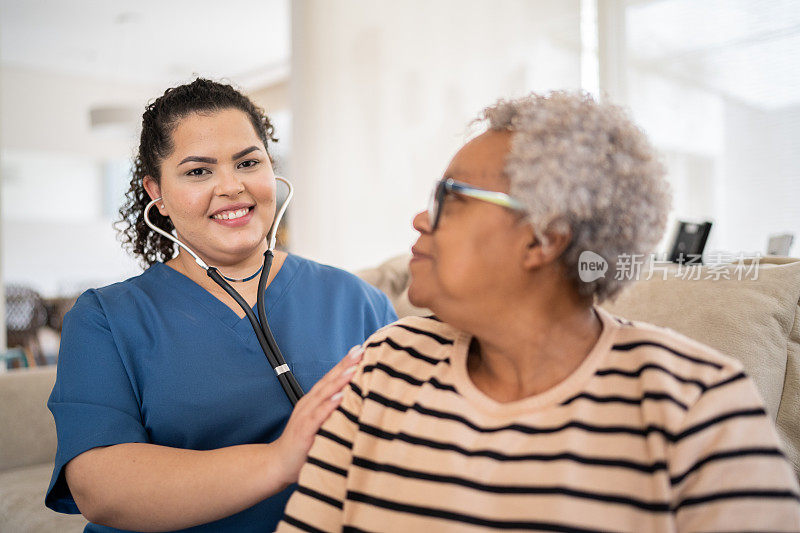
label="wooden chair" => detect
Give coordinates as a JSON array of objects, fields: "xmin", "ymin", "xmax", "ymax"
[{"xmin": 5, "ymin": 285, "xmax": 48, "ymax": 367}]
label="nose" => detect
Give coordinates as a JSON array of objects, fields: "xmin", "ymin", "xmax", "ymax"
[
  {"xmin": 214, "ymin": 168, "xmax": 245, "ymax": 197},
  {"xmin": 412, "ymin": 210, "xmax": 431, "ymax": 234}
]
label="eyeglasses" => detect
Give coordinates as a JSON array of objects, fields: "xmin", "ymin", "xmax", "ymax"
[{"xmin": 426, "ymin": 178, "xmax": 527, "ymax": 231}]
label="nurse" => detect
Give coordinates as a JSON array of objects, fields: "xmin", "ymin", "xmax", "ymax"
[{"xmin": 45, "ymin": 78, "xmax": 397, "ymax": 532}]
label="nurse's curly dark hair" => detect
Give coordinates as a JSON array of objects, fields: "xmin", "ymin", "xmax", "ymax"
[{"xmin": 116, "ymin": 78, "xmax": 278, "ymax": 267}]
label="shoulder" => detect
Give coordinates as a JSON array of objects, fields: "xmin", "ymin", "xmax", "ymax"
[
  {"xmin": 290, "ymin": 254, "xmax": 368, "ymax": 285},
  {"xmin": 289, "ymin": 254, "xmax": 395, "ymax": 307},
  {"xmin": 612, "ymin": 316, "xmax": 742, "ymax": 374},
  {"xmin": 64, "ymin": 266, "xmax": 158, "ymax": 323},
  {"xmin": 361, "ymin": 315, "xmax": 459, "ymax": 370},
  {"xmin": 600, "ymin": 309, "xmax": 747, "ymax": 405}
]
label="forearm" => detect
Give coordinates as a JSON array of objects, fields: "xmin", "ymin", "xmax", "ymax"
[
  {"xmin": 65, "ymin": 347, "xmax": 365, "ymax": 531},
  {"xmin": 67, "ymin": 442, "xmax": 288, "ymax": 532}
]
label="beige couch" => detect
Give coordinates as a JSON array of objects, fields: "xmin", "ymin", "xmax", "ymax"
[
  {"xmin": 2, "ymin": 255, "xmax": 798, "ymax": 532},
  {"xmin": 0, "ymin": 367, "xmax": 87, "ymax": 532}
]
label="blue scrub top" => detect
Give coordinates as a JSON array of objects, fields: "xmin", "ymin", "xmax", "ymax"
[{"xmin": 45, "ymin": 254, "xmax": 397, "ymax": 532}]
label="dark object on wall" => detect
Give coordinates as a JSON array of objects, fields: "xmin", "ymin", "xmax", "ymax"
[
  {"xmin": 767, "ymin": 233, "xmax": 794, "ymax": 256},
  {"xmin": 668, "ymin": 221, "xmax": 713, "ymax": 264}
]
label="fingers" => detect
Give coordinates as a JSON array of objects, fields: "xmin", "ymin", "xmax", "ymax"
[
  {"xmin": 306, "ymin": 345, "xmax": 364, "ymax": 402},
  {"xmin": 296, "ymin": 346, "xmax": 363, "ymax": 427},
  {"xmin": 309, "ymin": 389, "xmax": 346, "ymax": 429},
  {"xmin": 337, "ymin": 344, "xmax": 365, "ymax": 370},
  {"xmin": 277, "ymin": 345, "xmax": 368, "ymax": 484}
]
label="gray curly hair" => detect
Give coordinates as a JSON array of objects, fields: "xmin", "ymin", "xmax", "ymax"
[{"xmin": 482, "ymin": 91, "xmax": 671, "ymax": 302}]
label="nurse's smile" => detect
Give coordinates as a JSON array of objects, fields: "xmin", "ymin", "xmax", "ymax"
[{"xmin": 209, "ymin": 204, "xmax": 255, "ymax": 227}]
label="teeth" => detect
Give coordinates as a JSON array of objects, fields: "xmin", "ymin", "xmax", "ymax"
[{"xmin": 212, "ymin": 208, "xmax": 249, "ymax": 220}]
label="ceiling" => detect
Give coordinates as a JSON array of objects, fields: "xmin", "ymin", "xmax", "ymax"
[
  {"xmin": 1, "ymin": 0, "xmax": 797, "ymax": 110},
  {"xmin": 626, "ymin": 0, "xmax": 800, "ymax": 110},
  {"xmin": 0, "ymin": 0, "xmax": 290, "ymax": 88}
]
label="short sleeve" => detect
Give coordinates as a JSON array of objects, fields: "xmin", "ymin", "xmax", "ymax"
[{"xmin": 45, "ymin": 291, "xmax": 149, "ymax": 514}]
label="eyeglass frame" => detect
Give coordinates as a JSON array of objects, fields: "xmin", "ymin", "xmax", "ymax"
[{"xmin": 426, "ymin": 177, "xmax": 527, "ymax": 231}]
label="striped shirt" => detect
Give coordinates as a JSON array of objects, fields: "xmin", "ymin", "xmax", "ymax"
[{"xmin": 278, "ymin": 307, "xmax": 800, "ymax": 532}]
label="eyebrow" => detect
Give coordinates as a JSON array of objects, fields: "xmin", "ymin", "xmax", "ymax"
[
  {"xmin": 178, "ymin": 155, "xmax": 216, "ymax": 166},
  {"xmin": 177, "ymin": 146, "xmax": 261, "ymax": 167},
  {"xmin": 232, "ymin": 146, "xmax": 260, "ymax": 160}
]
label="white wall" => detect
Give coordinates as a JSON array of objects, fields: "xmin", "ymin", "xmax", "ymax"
[
  {"xmin": 2, "ymin": 220, "xmax": 144, "ymax": 296},
  {"xmin": 722, "ymin": 102, "xmax": 800, "ymax": 254},
  {"xmin": 0, "ymin": 67, "xmax": 160, "ymax": 296},
  {"xmin": 290, "ymin": 0, "xmax": 581, "ymax": 271},
  {"xmin": 626, "ymin": 68, "xmax": 726, "ymax": 254},
  {"xmin": 6, "ymin": 1, "xmax": 796, "ymax": 302},
  {"xmin": 618, "ymin": 0, "xmax": 800, "ymax": 259},
  {"xmin": 0, "ymin": 67, "xmax": 158, "ymax": 158},
  {"xmin": 624, "ymin": 61, "xmax": 800, "ymax": 258}
]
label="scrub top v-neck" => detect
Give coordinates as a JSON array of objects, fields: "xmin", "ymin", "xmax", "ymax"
[{"xmin": 46, "ymin": 254, "xmax": 397, "ymax": 532}]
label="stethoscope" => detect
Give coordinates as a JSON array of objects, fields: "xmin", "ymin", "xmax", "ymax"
[{"xmin": 143, "ymin": 176, "xmax": 304, "ymax": 406}]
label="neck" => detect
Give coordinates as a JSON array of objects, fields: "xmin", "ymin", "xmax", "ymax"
[
  {"xmin": 167, "ymin": 244, "xmax": 288, "ymax": 318},
  {"xmin": 173, "ymin": 240, "xmax": 270, "ymax": 283},
  {"xmin": 460, "ymin": 276, "xmax": 602, "ymax": 403}
]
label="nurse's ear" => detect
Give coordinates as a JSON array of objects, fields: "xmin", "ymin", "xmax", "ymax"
[{"xmin": 143, "ymin": 176, "xmax": 168, "ymax": 216}]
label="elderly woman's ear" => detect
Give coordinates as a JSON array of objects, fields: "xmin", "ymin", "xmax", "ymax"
[{"xmin": 521, "ymin": 227, "xmax": 572, "ymax": 270}]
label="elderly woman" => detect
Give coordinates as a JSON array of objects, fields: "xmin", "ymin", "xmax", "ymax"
[{"xmin": 278, "ymin": 92, "xmax": 800, "ymax": 532}]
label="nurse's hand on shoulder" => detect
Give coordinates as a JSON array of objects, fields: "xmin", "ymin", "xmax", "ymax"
[{"xmin": 273, "ymin": 345, "xmax": 364, "ymax": 486}]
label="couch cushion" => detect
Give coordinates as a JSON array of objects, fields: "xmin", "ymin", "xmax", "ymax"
[
  {"xmin": 0, "ymin": 366, "xmax": 59, "ymax": 471},
  {"xmin": 0, "ymin": 462, "xmax": 86, "ymax": 532},
  {"xmin": 602, "ymin": 258, "xmax": 800, "ymax": 476}
]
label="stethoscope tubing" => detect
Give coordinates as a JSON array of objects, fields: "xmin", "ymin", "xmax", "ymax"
[
  {"xmin": 207, "ymin": 262, "xmax": 303, "ymax": 405},
  {"xmin": 143, "ymin": 176, "xmax": 304, "ymax": 406},
  {"xmin": 256, "ymin": 251, "xmax": 305, "ymax": 401}
]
